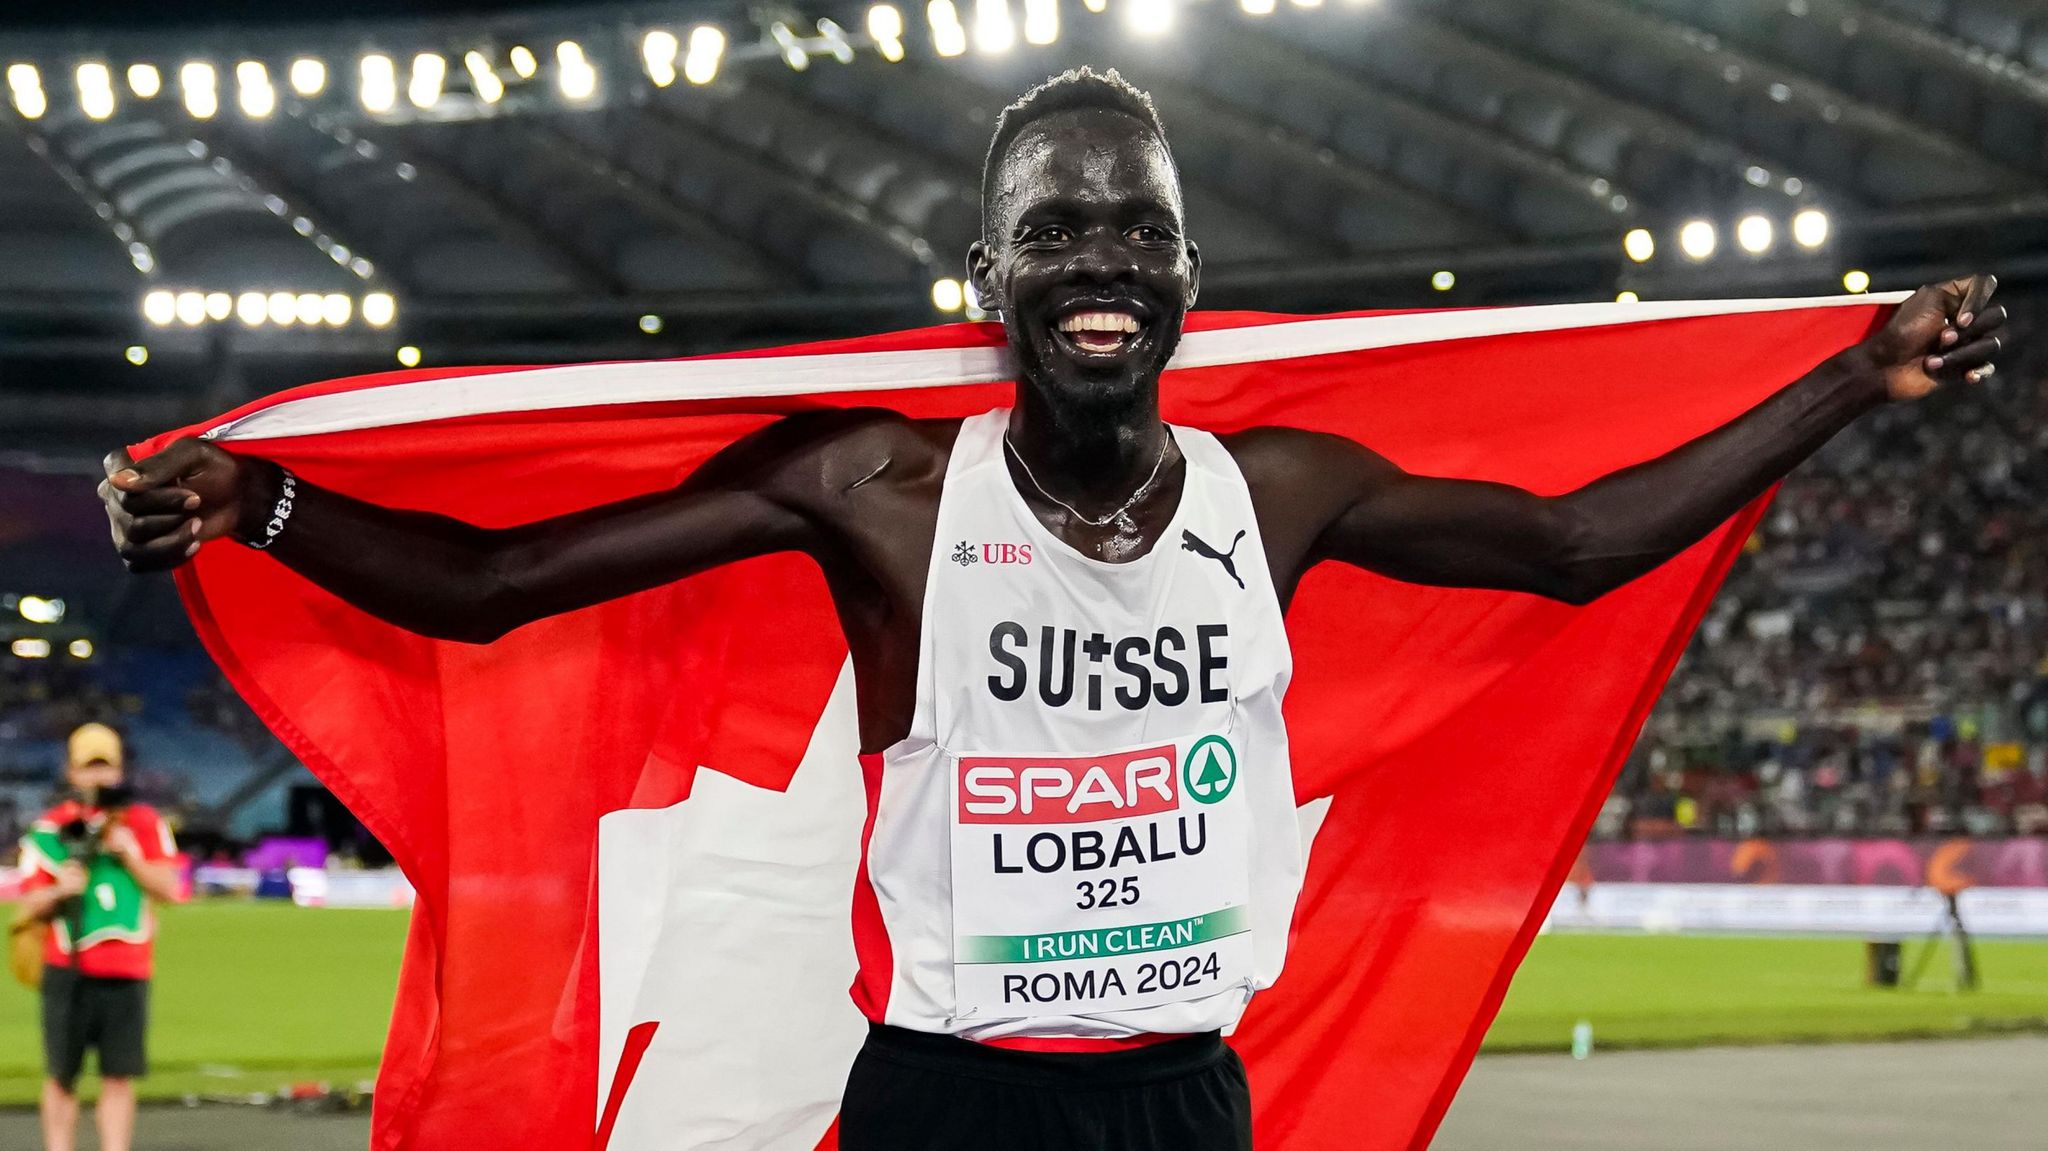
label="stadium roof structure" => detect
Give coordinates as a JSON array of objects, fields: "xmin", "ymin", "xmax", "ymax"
[{"xmin": 1, "ymin": 0, "xmax": 2046, "ymax": 454}]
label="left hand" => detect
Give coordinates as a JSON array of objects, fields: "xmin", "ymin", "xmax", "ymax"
[{"xmin": 1857, "ymin": 274, "xmax": 2007, "ymax": 402}]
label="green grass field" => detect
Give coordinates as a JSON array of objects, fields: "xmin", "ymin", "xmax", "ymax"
[{"xmin": 1, "ymin": 902, "xmax": 2043, "ymax": 1104}]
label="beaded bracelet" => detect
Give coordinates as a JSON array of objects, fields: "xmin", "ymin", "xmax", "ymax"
[{"xmin": 246, "ymin": 469, "xmax": 298, "ymax": 551}]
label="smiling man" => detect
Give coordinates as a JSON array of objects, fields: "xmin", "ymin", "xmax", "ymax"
[{"xmin": 102, "ymin": 68, "xmax": 2005, "ymax": 1150}]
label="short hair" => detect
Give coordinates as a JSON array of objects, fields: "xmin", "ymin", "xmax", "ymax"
[{"xmin": 980, "ymin": 67, "xmax": 1173, "ymax": 234}]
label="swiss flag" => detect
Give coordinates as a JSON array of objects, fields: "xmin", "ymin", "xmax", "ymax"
[{"xmin": 135, "ymin": 297, "xmax": 1892, "ymax": 1150}]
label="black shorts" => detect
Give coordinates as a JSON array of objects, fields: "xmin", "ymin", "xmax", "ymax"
[
  {"xmin": 40, "ymin": 966, "xmax": 149, "ymax": 1089},
  {"xmin": 839, "ymin": 1024, "xmax": 1253, "ymax": 1151}
]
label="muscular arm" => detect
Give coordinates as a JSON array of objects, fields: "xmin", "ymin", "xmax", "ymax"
[
  {"xmin": 1247, "ymin": 276, "xmax": 2008, "ymax": 605},
  {"xmin": 105, "ymin": 412, "xmax": 892, "ymax": 643}
]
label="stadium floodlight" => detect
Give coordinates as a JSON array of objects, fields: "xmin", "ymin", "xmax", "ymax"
[
  {"xmin": 1126, "ymin": 0, "xmax": 1175, "ymax": 36},
  {"xmin": 125, "ymin": 344, "xmax": 148, "ymax": 365},
  {"xmin": 642, "ymin": 30, "xmax": 679, "ymax": 87},
  {"xmin": 18, "ymin": 595, "xmax": 64, "ymax": 624},
  {"xmin": 360, "ymin": 54, "xmax": 397, "ymax": 113},
  {"xmin": 396, "ymin": 345, "xmax": 422, "ymax": 367},
  {"xmin": 1842, "ymin": 269, "xmax": 1869, "ymax": 294},
  {"xmin": 556, "ymin": 41, "xmax": 598, "ymax": 100},
  {"xmin": 1735, "ymin": 213, "xmax": 1773, "ymax": 255},
  {"xmin": 175, "ymin": 290, "xmax": 207, "ymax": 325},
  {"xmin": 236, "ymin": 60, "xmax": 276, "ymax": 118},
  {"xmin": 1623, "ymin": 227, "xmax": 1655, "ymax": 263},
  {"xmin": 409, "ymin": 53, "xmax": 446, "ymax": 109},
  {"xmin": 929, "ymin": 0, "xmax": 969, "ymax": 56},
  {"xmin": 868, "ymin": 6, "xmax": 908, "ymax": 61},
  {"xmin": 362, "ymin": 291, "xmax": 397, "ymax": 327},
  {"xmin": 1431, "ymin": 270, "xmax": 1455, "ymax": 292},
  {"xmin": 683, "ymin": 28, "xmax": 725, "ymax": 85},
  {"xmin": 973, "ymin": 0, "xmax": 1017, "ymax": 53},
  {"xmin": 143, "ymin": 289, "xmax": 176, "ymax": 326},
  {"xmin": 1024, "ymin": 0, "xmax": 1058, "ymax": 45},
  {"xmin": 1791, "ymin": 208, "xmax": 1828, "ymax": 249},
  {"xmin": 1616, "ymin": 290, "xmax": 1640, "ymax": 303},
  {"xmin": 1678, "ymin": 219, "xmax": 1716, "ymax": 261},
  {"xmin": 204, "ymin": 291, "xmax": 233, "ymax": 321},
  {"xmin": 1290, "ymin": 0, "xmax": 1324, "ymax": 8},
  {"xmin": 292, "ymin": 291, "xmax": 323, "ymax": 325},
  {"xmin": 11, "ymin": 638, "xmax": 51, "ymax": 660},
  {"xmin": 290, "ymin": 57, "xmax": 326, "ymax": 96},
  {"xmin": 1082, "ymin": 0, "xmax": 1107, "ymax": 12},
  {"xmin": 508, "ymin": 45, "xmax": 538, "ymax": 79},
  {"xmin": 322, "ymin": 292, "xmax": 351, "ymax": 325},
  {"xmin": 127, "ymin": 63, "xmax": 161, "ymax": 98},
  {"xmin": 816, "ymin": 19, "xmax": 857, "ymax": 64},
  {"xmin": 639, "ymin": 313, "xmax": 663, "ymax": 334},
  {"xmin": 236, "ymin": 291, "xmax": 267, "ymax": 326},
  {"xmin": 180, "ymin": 61, "xmax": 218, "ymax": 119},
  {"xmin": 768, "ymin": 23, "xmax": 809, "ymax": 71},
  {"xmin": 68, "ymin": 639, "xmax": 93, "ymax": 659},
  {"xmin": 77, "ymin": 63, "xmax": 116, "ymax": 121},
  {"xmin": 1241, "ymin": 0, "xmax": 1276, "ymax": 13},
  {"xmin": 267, "ymin": 290, "xmax": 298, "ymax": 326},
  {"xmin": 931, "ymin": 278, "xmax": 965, "ymax": 312},
  {"xmin": 464, "ymin": 52, "xmax": 504, "ymax": 103}
]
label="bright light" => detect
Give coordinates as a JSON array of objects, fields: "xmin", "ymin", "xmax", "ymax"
[
  {"xmin": 931, "ymin": 278, "xmax": 965, "ymax": 312},
  {"xmin": 11, "ymin": 639, "xmax": 50, "ymax": 660},
  {"xmin": 1616, "ymin": 290, "xmax": 1640, "ymax": 303},
  {"xmin": 1622, "ymin": 227, "xmax": 1655, "ymax": 263},
  {"xmin": 360, "ymin": 54, "xmax": 397, "ymax": 114},
  {"xmin": 236, "ymin": 60, "xmax": 275, "ymax": 118},
  {"xmin": 204, "ymin": 291, "xmax": 232, "ymax": 320},
  {"xmin": 1126, "ymin": 0, "xmax": 1174, "ymax": 36},
  {"xmin": 143, "ymin": 290, "xmax": 175, "ymax": 326},
  {"xmin": 464, "ymin": 52, "xmax": 505, "ymax": 103},
  {"xmin": 295, "ymin": 291, "xmax": 325, "ymax": 325},
  {"xmin": 641, "ymin": 30, "xmax": 679, "ymax": 87},
  {"xmin": 1791, "ymin": 208, "xmax": 1828, "ymax": 249},
  {"xmin": 1735, "ymin": 213, "xmax": 1773, "ymax": 255},
  {"xmin": 175, "ymin": 290, "xmax": 206, "ymax": 325},
  {"xmin": 1024, "ymin": 0, "xmax": 1059, "ymax": 44},
  {"xmin": 1290, "ymin": 0, "xmax": 1324, "ymax": 7},
  {"xmin": 396, "ymin": 345, "xmax": 422, "ymax": 367},
  {"xmin": 1082, "ymin": 0, "xmax": 1107, "ymax": 11},
  {"xmin": 68, "ymin": 639, "xmax": 93, "ymax": 659},
  {"xmin": 557, "ymin": 41, "xmax": 597, "ymax": 101},
  {"xmin": 362, "ymin": 291, "xmax": 396, "ymax": 327},
  {"xmin": 638, "ymin": 313, "xmax": 664, "ymax": 334},
  {"xmin": 125, "ymin": 344, "xmax": 148, "ymax": 365},
  {"xmin": 869, "ymin": 4, "xmax": 905, "ymax": 39},
  {"xmin": 684, "ymin": 27, "xmax": 725, "ymax": 85},
  {"xmin": 18, "ymin": 595, "xmax": 64, "ymax": 624},
  {"xmin": 930, "ymin": 0, "xmax": 969, "ymax": 56},
  {"xmin": 236, "ymin": 291, "xmax": 267, "ymax": 325},
  {"xmin": 127, "ymin": 63, "xmax": 161, "ymax": 98},
  {"xmin": 1678, "ymin": 219, "xmax": 1717, "ymax": 260},
  {"xmin": 180, "ymin": 61, "xmax": 218, "ymax": 119},
  {"xmin": 770, "ymin": 23, "xmax": 809, "ymax": 71},
  {"xmin": 1842, "ymin": 269, "xmax": 1870, "ymax": 294},
  {"xmin": 323, "ymin": 293, "xmax": 352, "ymax": 325},
  {"xmin": 974, "ymin": 0, "xmax": 1017, "ymax": 52},
  {"xmin": 1431, "ymin": 270, "xmax": 1455, "ymax": 291},
  {"xmin": 267, "ymin": 290, "xmax": 298, "ymax": 325},
  {"xmin": 508, "ymin": 45, "xmax": 538, "ymax": 79},
  {"xmin": 1241, "ymin": 0, "xmax": 1276, "ymax": 13},
  {"xmin": 409, "ymin": 54, "xmax": 445, "ymax": 108},
  {"xmin": 817, "ymin": 19, "xmax": 857, "ymax": 64},
  {"xmin": 289, "ymin": 57, "xmax": 326, "ymax": 96},
  {"xmin": 77, "ymin": 63, "xmax": 116, "ymax": 120}
]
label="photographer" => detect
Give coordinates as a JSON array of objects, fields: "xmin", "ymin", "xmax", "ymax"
[{"xmin": 14, "ymin": 724, "xmax": 179, "ymax": 1151}]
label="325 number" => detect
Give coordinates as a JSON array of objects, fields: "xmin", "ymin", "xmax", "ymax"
[{"xmin": 1075, "ymin": 876, "xmax": 1140, "ymax": 909}]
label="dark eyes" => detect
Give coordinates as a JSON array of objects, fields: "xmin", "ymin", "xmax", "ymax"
[{"xmin": 1019, "ymin": 224, "xmax": 1175, "ymax": 245}]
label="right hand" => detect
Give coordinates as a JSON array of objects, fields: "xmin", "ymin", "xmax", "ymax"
[
  {"xmin": 101, "ymin": 437, "xmax": 252, "ymax": 573},
  {"xmin": 54, "ymin": 861, "xmax": 88, "ymax": 899}
]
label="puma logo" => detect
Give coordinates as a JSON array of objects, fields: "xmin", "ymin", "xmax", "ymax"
[{"xmin": 1181, "ymin": 529, "xmax": 1246, "ymax": 590}]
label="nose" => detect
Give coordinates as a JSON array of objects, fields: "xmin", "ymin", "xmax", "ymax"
[{"xmin": 1063, "ymin": 226, "xmax": 1139, "ymax": 285}]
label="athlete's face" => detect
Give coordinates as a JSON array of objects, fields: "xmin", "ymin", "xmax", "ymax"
[{"xmin": 970, "ymin": 109, "xmax": 1200, "ymax": 415}]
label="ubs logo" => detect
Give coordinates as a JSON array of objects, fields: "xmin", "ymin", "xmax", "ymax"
[{"xmin": 956, "ymin": 541, "xmax": 1033, "ymax": 566}]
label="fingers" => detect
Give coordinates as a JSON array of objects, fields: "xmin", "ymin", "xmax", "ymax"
[
  {"xmin": 100, "ymin": 480, "xmax": 198, "ymax": 517},
  {"xmin": 1955, "ymin": 274, "xmax": 1997, "ymax": 328},
  {"xmin": 117, "ymin": 530, "xmax": 202, "ymax": 573},
  {"xmin": 102, "ymin": 448, "xmax": 134, "ymax": 478},
  {"xmin": 1960, "ymin": 303, "xmax": 2006, "ymax": 340},
  {"xmin": 109, "ymin": 437, "xmax": 209, "ymax": 492}
]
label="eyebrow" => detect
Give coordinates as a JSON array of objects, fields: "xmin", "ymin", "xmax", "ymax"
[{"xmin": 1014, "ymin": 194, "xmax": 1178, "ymax": 225}]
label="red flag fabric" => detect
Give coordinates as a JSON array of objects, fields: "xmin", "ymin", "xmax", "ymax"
[{"xmin": 135, "ymin": 296, "xmax": 1894, "ymax": 1151}]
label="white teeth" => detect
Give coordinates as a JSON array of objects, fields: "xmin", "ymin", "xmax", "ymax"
[{"xmin": 1057, "ymin": 310, "xmax": 1140, "ymax": 335}]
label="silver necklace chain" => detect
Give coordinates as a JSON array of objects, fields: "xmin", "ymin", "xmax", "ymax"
[{"xmin": 1003, "ymin": 428, "xmax": 1171, "ymax": 529}]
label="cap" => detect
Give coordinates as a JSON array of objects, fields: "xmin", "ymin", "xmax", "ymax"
[{"xmin": 67, "ymin": 723, "xmax": 123, "ymax": 771}]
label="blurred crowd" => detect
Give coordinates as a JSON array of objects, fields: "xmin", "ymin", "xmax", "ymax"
[{"xmin": 1606, "ymin": 299, "xmax": 2048, "ymax": 840}]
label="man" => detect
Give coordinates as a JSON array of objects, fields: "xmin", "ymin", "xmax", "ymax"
[
  {"xmin": 101, "ymin": 68, "xmax": 2004, "ymax": 1149},
  {"xmin": 15, "ymin": 724, "xmax": 180, "ymax": 1151}
]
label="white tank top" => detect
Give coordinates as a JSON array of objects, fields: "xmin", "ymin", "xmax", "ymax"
[{"xmin": 849, "ymin": 408, "xmax": 1302, "ymax": 1043}]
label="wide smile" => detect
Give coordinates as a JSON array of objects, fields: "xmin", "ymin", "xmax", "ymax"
[{"xmin": 1052, "ymin": 307, "xmax": 1149, "ymax": 363}]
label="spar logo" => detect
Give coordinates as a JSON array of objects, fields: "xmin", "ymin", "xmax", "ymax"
[
  {"xmin": 1182, "ymin": 736, "xmax": 1236, "ymax": 804},
  {"xmin": 958, "ymin": 745, "xmax": 1178, "ymax": 824}
]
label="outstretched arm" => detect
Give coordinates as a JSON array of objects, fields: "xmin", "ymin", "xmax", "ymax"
[
  {"xmin": 102, "ymin": 413, "xmax": 873, "ymax": 642},
  {"xmin": 1292, "ymin": 275, "xmax": 2008, "ymax": 604}
]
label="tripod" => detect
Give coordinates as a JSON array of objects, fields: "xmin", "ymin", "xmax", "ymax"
[{"xmin": 1900, "ymin": 890, "xmax": 1979, "ymax": 992}]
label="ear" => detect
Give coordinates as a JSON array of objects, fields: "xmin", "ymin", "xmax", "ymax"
[
  {"xmin": 1184, "ymin": 238, "xmax": 1202, "ymax": 310},
  {"xmin": 967, "ymin": 240, "xmax": 1001, "ymax": 314}
]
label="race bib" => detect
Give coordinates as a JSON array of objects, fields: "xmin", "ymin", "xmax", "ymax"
[{"xmin": 949, "ymin": 734, "xmax": 1253, "ymax": 1020}]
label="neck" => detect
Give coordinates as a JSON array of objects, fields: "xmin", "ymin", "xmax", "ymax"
[{"xmin": 1005, "ymin": 381, "xmax": 1167, "ymax": 512}]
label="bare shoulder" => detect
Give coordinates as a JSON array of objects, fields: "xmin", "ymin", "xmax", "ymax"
[
  {"xmin": 1214, "ymin": 425, "xmax": 1391, "ymax": 491},
  {"xmin": 706, "ymin": 408, "xmax": 960, "ymax": 500}
]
